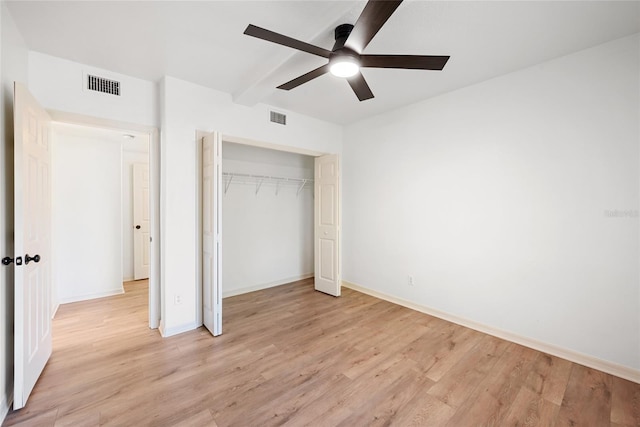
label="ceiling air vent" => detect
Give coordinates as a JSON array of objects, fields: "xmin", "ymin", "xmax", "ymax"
[
  {"xmin": 87, "ymin": 74, "xmax": 121, "ymax": 96},
  {"xmin": 270, "ymin": 111, "xmax": 286, "ymax": 125}
]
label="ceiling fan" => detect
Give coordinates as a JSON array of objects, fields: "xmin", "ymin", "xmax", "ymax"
[{"xmin": 243, "ymin": 0, "xmax": 450, "ymax": 101}]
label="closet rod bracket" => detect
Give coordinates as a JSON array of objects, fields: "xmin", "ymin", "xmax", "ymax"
[
  {"xmin": 296, "ymin": 179, "xmax": 308, "ymax": 197},
  {"xmin": 224, "ymin": 175, "xmax": 233, "ymax": 194}
]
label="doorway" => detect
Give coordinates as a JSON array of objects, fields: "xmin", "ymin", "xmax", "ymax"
[
  {"xmin": 123, "ymin": 136, "xmax": 151, "ymax": 282},
  {"xmin": 221, "ymin": 141, "xmax": 315, "ymax": 297},
  {"xmin": 198, "ymin": 132, "xmax": 341, "ymax": 336},
  {"xmin": 50, "ymin": 122, "xmax": 159, "ymax": 327}
]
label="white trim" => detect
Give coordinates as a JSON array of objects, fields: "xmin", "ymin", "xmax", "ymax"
[
  {"xmin": 46, "ymin": 110, "xmax": 161, "ymax": 330},
  {"xmin": 58, "ymin": 288, "xmax": 124, "ymax": 305},
  {"xmin": 48, "ymin": 110, "xmax": 153, "ymax": 134},
  {"xmin": 159, "ymin": 321, "xmax": 201, "ymax": 338},
  {"xmin": 148, "ymin": 128, "xmax": 160, "ymax": 329},
  {"xmin": 222, "ymin": 135, "xmax": 325, "ymax": 157},
  {"xmin": 195, "ymin": 131, "xmax": 333, "ymax": 338},
  {"xmin": 223, "ymin": 274, "xmax": 314, "ymax": 299},
  {"xmin": 195, "ymin": 131, "xmax": 206, "ymax": 329},
  {"xmin": 51, "ymin": 303, "xmax": 60, "ymax": 319},
  {"xmin": 342, "ymin": 280, "xmax": 640, "ymax": 384},
  {"xmin": 1, "ymin": 390, "xmax": 12, "ymax": 426}
]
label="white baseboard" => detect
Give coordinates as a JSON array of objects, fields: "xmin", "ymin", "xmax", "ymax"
[
  {"xmin": 223, "ymin": 274, "xmax": 314, "ymax": 298},
  {"xmin": 342, "ymin": 280, "xmax": 640, "ymax": 384},
  {"xmin": 159, "ymin": 320, "xmax": 202, "ymax": 338},
  {"xmin": 1, "ymin": 389, "xmax": 13, "ymax": 426},
  {"xmin": 51, "ymin": 303, "xmax": 60, "ymax": 319},
  {"xmin": 58, "ymin": 288, "xmax": 124, "ymax": 304}
]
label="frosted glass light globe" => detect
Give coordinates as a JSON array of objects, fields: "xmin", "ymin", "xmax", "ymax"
[{"xmin": 330, "ymin": 58, "xmax": 360, "ymax": 78}]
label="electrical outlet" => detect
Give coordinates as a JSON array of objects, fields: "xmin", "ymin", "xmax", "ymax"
[
  {"xmin": 174, "ymin": 294, "xmax": 183, "ymax": 305},
  {"xmin": 408, "ymin": 275, "xmax": 414, "ymax": 286}
]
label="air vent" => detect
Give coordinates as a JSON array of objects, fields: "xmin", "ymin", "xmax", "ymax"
[
  {"xmin": 270, "ymin": 111, "xmax": 286, "ymax": 125},
  {"xmin": 87, "ymin": 74, "xmax": 120, "ymax": 96}
]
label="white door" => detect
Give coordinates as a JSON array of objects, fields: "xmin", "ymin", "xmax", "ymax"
[
  {"xmin": 314, "ymin": 154, "xmax": 341, "ymax": 296},
  {"xmin": 13, "ymin": 82, "xmax": 52, "ymax": 409},
  {"xmin": 133, "ymin": 163, "xmax": 150, "ymax": 280},
  {"xmin": 202, "ymin": 132, "xmax": 222, "ymax": 336}
]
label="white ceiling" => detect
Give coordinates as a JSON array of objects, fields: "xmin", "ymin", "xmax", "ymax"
[{"xmin": 7, "ymin": 1, "xmax": 640, "ymax": 125}]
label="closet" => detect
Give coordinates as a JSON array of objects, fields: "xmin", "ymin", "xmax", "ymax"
[{"xmin": 221, "ymin": 142, "xmax": 315, "ymax": 297}]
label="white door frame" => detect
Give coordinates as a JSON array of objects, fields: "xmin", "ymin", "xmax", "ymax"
[
  {"xmin": 195, "ymin": 132, "xmax": 338, "ymax": 329},
  {"xmin": 48, "ymin": 111, "xmax": 161, "ymax": 329}
]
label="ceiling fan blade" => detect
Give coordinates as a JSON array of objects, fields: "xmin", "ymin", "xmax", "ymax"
[
  {"xmin": 347, "ymin": 72, "xmax": 374, "ymax": 101},
  {"xmin": 244, "ymin": 24, "xmax": 332, "ymax": 58},
  {"xmin": 361, "ymin": 55, "xmax": 450, "ymax": 70},
  {"xmin": 344, "ymin": 0, "xmax": 403, "ymax": 53},
  {"xmin": 277, "ymin": 64, "xmax": 331, "ymax": 90}
]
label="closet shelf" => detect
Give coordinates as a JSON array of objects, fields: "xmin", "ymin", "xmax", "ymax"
[{"xmin": 222, "ymin": 172, "xmax": 314, "ymax": 195}]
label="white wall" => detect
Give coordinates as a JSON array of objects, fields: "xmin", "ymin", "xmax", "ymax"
[
  {"xmin": 6, "ymin": 46, "xmax": 344, "ymax": 339},
  {"xmin": 222, "ymin": 143, "xmax": 314, "ymax": 297},
  {"xmin": 343, "ymin": 34, "xmax": 640, "ymax": 373},
  {"xmin": 122, "ymin": 139, "xmax": 149, "ymax": 281},
  {"xmin": 28, "ymin": 52, "xmax": 158, "ymax": 128},
  {"xmin": 52, "ymin": 125, "xmax": 123, "ymax": 303},
  {"xmin": 160, "ymin": 76, "xmax": 342, "ymax": 335},
  {"xmin": 0, "ymin": 2, "xmax": 28, "ymax": 422}
]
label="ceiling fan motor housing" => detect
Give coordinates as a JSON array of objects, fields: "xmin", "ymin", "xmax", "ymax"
[{"xmin": 329, "ymin": 49, "xmax": 360, "ymax": 67}]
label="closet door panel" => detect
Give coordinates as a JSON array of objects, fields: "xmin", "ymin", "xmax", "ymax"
[
  {"xmin": 202, "ymin": 132, "xmax": 222, "ymax": 336},
  {"xmin": 314, "ymin": 154, "xmax": 341, "ymax": 297}
]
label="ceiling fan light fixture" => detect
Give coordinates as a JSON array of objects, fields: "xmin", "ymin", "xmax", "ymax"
[
  {"xmin": 244, "ymin": 0, "xmax": 450, "ymax": 101},
  {"xmin": 329, "ymin": 56, "xmax": 360, "ymax": 78}
]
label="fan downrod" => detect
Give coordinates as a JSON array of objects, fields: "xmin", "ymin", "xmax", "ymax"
[{"xmin": 332, "ymin": 24, "xmax": 354, "ymax": 51}]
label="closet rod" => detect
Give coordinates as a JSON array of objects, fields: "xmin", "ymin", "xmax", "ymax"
[
  {"xmin": 222, "ymin": 172, "xmax": 313, "ymax": 184},
  {"xmin": 222, "ymin": 172, "xmax": 314, "ymax": 195}
]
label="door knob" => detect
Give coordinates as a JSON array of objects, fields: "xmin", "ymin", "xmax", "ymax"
[
  {"xmin": 25, "ymin": 254, "xmax": 40, "ymax": 265},
  {"xmin": 3, "ymin": 256, "xmax": 22, "ymax": 266},
  {"xmin": 135, "ymin": 225, "xmax": 141, "ymax": 229}
]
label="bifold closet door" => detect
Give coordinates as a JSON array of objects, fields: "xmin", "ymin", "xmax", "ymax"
[
  {"xmin": 202, "ymin": 131, "xmax": 222, "ymax": 336},
  {"xmin": 314, "ymin": 154, "xmax": 341, "ymax": 297}
]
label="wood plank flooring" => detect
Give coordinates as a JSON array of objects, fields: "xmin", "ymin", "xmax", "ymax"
[{"xmin": 3, "ymin": 278, "xmax": 639, "ymax": 426}]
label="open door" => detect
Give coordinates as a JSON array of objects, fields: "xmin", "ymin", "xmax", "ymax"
[
  {"xmin": 202, "ymin": 132, "xmax": 222, "ymax": 336},
  {"xmin": 133, "ymin": 163, "xmax": 150, "ymax": 280},
  {"xmin": 13, "ymin": 82, "xmax": 53, "ymax": 409},
  {"xmin": 314, "ymin": 154, "xmax": 341, "ymax": 296}
]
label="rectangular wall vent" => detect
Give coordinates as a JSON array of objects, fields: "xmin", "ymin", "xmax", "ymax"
[
  {"xmin": 87, "ymin": 74, "xmax": 121, "ymax": 96},
  {"xmin": 270, "ymin": 111, "xmax": 286, "ymax": 125}
]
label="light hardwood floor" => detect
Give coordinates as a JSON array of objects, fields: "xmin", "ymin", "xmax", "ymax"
[{"xmin": 3, "ymin": 278, "xmax": 639, "ymax": 426}]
